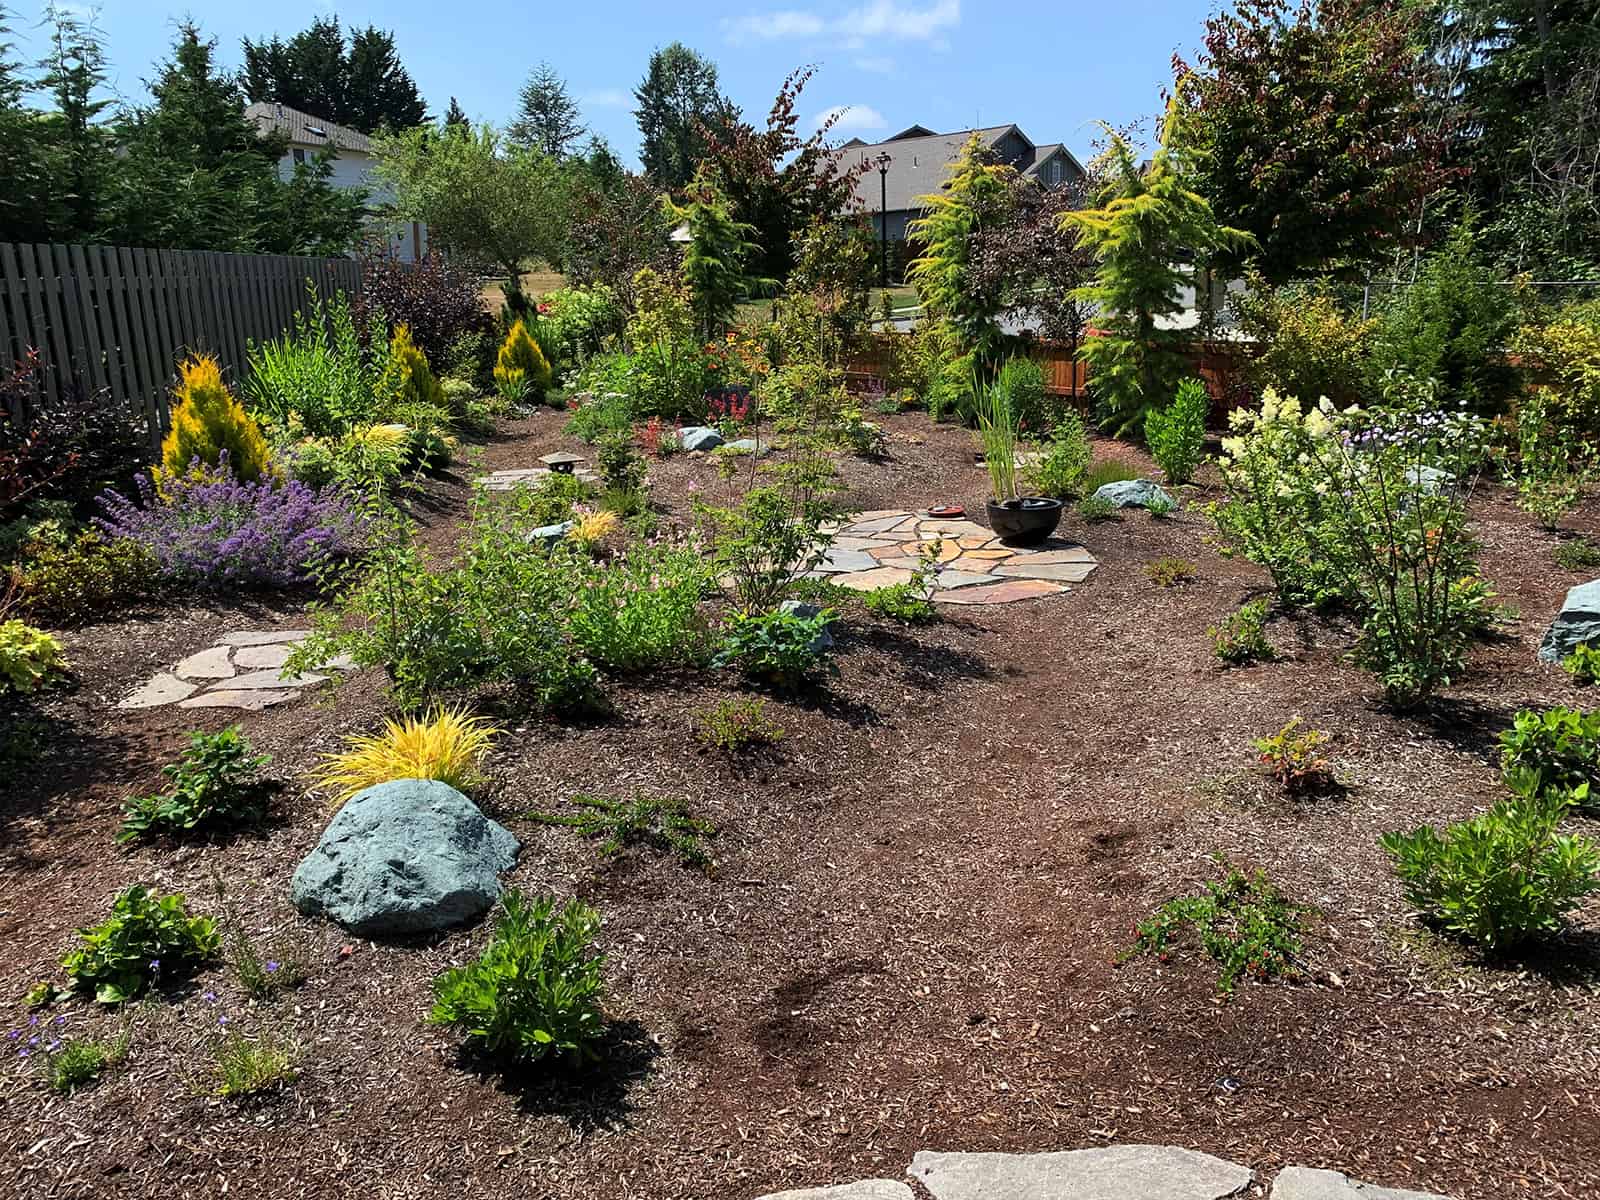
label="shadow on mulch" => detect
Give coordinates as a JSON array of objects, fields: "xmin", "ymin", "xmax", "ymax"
[
  {"xmin": 460, "ymin": 1019, "xmax": 661, "ymax": 1133},
  {"xmin": 1478, "ymin": 929, "xmax": 1600, "ymax": 989},
  {"xmin": 1408, "ymin": 693, "xmax": 1535, "ymax": 765},
  {"xmin": 853, "ymin": 623, "xmax": 994, "ymax": 690}
]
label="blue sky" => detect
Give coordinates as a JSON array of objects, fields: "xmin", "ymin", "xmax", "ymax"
[{"xmin": 21, "ymin": 1, "xmax": 1210, "ymax": 166}]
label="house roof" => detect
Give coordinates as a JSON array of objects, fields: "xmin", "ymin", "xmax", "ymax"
[
  {"xmin": 839, "ymin": 124, "xmax": 1085, "ymax": 214},
  {"xmin": 840, "ymin": 125, "xmax": 1018, "ymax": 214},
  {"xmin": 245, "ymin": 102, "xmax": 373, "ymax": 155}
]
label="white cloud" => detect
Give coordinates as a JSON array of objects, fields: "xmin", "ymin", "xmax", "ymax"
[
  {"xmin": 582, "ymin": 89, "xmax": 631, "ymax": 109},
  {"xmin": 852, "ymin": 55, "xmax": 897, "ymax": 74},
  {"xmin": 812, "ymin": 104, "xmax": 888, "ymax": 134},
  {"xmin": 726, "ymin": 1, "xmax": 959, "ymax": 45}
]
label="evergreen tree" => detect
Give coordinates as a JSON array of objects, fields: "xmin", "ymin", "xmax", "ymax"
[
  {"xmin": 580, "ymin": 134, "xmax": 625, "ymax": 195},
  {"xmin": 242, "ymin": 18, "xmax": 425, "ymax": 134},
  {"xmin": 444, "ymin": 96, "xmax": 469, "ymax": 129},
  {"xmin": 0, "ymin": 5, "xmax": 53, "ymax": 243},
  {"xmin": 662, "ymin": 164, "xmax": 763, "ymax": 340},
  {"xmin": 510, "ymin": 62, "xmax": 584, "ymax": 157},
  {"xmin": 35, "ymin": 3, "xmax": 115, "ymax": 239},
  {"xmin": 1063, "ymin": 107, "xmax": 1252, "ymax": 436},
  {"xmin": 634, "ymin": 42, "xmax": 734, "ymax": 189}
]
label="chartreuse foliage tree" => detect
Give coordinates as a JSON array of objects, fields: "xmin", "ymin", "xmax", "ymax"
[
  {"xmin": 494, "ymin": 319, "xmax": 553, "ymax": 400},
  {"xmin": 907, "ymin": 135, "xmax": 1017, "ymax": 362},
  {"xmin": 159, "ymin": 356, "xmax": 271, "ymax": 483},
  {"xmin": 662, "ymin": 164, "xmax": 765, "ymax": 342},
  {"xmin": 1063, "ymin": 107, "xmax": 1251, "ymax": 436}
]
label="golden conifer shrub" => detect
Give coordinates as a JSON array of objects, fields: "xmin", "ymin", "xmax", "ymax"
[
  {"xmin": 159, "ymin": 355, "xmax": 271, "ymax": 483},
  {"xmin": 385, "ymin": 323, "xmax": 446, "ymax": 410},
  {"xmin": 493, "ymin": 319, "xmax": 552, "ymax": 400}
]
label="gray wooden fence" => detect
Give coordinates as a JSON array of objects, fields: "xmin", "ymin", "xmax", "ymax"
[{"xmin": 0, "ymin": 242, "xmax": 361, "ymax": 444}]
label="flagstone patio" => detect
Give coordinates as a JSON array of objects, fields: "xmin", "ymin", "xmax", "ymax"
[
  {"xmin": 118, "ymin": 629, "xmax": 356, "ymax": 711},
  {"xmin": 812, "ymin": 510, "xmax": 1096, "ymax": 604}
]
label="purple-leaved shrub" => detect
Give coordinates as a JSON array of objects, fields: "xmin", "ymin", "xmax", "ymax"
[{"xmin": 95, "ymin": 455, "xmax": 366, "ymax": 588}]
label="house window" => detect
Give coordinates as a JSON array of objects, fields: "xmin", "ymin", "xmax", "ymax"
[{"xmin": 292, "ymin": 148, "xmax": 306, "ymax": 164}]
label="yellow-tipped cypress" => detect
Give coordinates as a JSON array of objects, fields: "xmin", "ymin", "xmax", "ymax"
[
  {"xmin": 493, "ymin": 319, "xmax": 552, "ymax": 398},
  {"xmin": 159, "ymin": 355, "xmax": 271, "ymax": 483}
]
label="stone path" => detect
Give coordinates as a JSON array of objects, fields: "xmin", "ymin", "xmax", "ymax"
[
  {"xmin": 811, "ymin": 510, "xmax": 1097, "ymax": 605},
  {"xmin": 754, "ymin": 1147, "xmax": 1459, "ymax": 1200},
  {"xmin": 480, "ymin": 465, "xmax": 598, "ymax": 492},
  {"xmin": 118, "ymin": 630, "xmax": 355, "ymax": 712}
]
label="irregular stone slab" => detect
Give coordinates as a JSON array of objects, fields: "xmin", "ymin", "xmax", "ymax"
[
  {"xmin": 933, "ymin": 579, "xmax": 1064, "ymax": 605},
  {"xmin": 916, "ymin": 519, "xmax": 992, "ymax": 539},
  {"xmin": 817, "ymin": 548, "xmax": 881, "ymax": 574},
  {"xmin": 725, "ymin": 438, "xmax": 772, "ymax": 456},
  {"xmin": 1539, "ymin": 579, "xmax": 1600, "ymax": 663},
  {"xmin": 291, "ymin": 779, "xmax": 519, "ymax": 938},
  {"xmin": 849, "ymin": 515, "xmax": 913, "ymax": 535},
  {"xmin": 679, "ymin": 425, "xmax": 723, "ymax": 452},
  {"xmin": 226, "ymin": 668, "xmax": 329, "ymax": 690},
  {"xmin": 1272, "ymin": 1166, "xmax": 1456, "ymax": 1200},
  {"xmin": 852, "ymin": 508, "xmax": 905, "ymax": 521},
  {"xmin": 910, "ymin": 1145, "xmax": 1253, "ymax": 1200},
  {"xmin": 832, "ymin": 537, "xmax": 893, "ymax": 551},
  {"xmin": 995, "ymin": 561, "xmax": 1098, "ymax": 583},
  {"xmin": 756, "ymin": 1183, "xmax": 913, "ymax": 1200},
  {"xmin": 1094, "ymin": 479, "xmax": 1175, "ymax": 510},
  {"xmin": 218, "ymin": 629, "xmax": 312, "ymax": 647},
  {"xmin": 178, "ymin": 688, "xmax": 298, "ymax": 711},
  {"xmin": 1017, "ymin": 546, "xmax": 1096, "ymax": 564},
  {"xmin": 231, "ymin": 643, "xmax": 294, "ymax": 671},
  {"xmin": 932, "ymin": 570, "xmax": 1002, "ymax": 590},
  {"xmin": 833, "ymin": 566, "xmax": 916, "ymax": 591},
  {"xmin": 173, "ymin": 645, "xmax": 235, "ymax": 680},
  {"xmin": 118, "ymin": 673, "xmax": 199, "ymax": 709}
]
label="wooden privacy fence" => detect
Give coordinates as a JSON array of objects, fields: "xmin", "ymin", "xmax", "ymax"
[{"xmin": 0, "ymin": 242, "xmax": 361, "ymax": 444}]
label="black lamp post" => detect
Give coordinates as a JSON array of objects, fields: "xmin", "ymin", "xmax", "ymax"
[{"xmin": 875, "ymin": 151, "xmax": 892, "ymax": 290}]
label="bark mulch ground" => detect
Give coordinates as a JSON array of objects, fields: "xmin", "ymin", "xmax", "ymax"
[{"xmin": 3, "ymin": 409, "xmax": 1599, "ymax": 1199}]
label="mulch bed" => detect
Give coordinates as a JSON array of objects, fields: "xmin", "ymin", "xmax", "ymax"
[{"xmin": 3, "ymin": 408, "xmax": 1599, "ymax": 1199}]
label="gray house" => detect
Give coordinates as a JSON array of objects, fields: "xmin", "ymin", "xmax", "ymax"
[{"xmin": 839, "ymin": 124, "xmax": 1086, "ymax": 245}]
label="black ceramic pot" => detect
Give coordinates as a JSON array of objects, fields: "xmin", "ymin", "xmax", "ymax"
[{"xmin": 985, "ymin": 497, "xmax": 1064, "ymax": 545}]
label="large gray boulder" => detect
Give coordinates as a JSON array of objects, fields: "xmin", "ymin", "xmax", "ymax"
[
  {"xmin": 679, "ymin": 425, "xmax": 724, "ymax": 452},
  {"xmin": 1540, "ymin": 579, "xmax": 1600, "ymax": 663},
  {"xmin": 291, "ymin": 779, "xmax": 518, "ymax": 937},
  {"xmin": 909, "ymin": 1146, "xmax": 1252, "ymax": 1199},
  {"xmin": 1272, "ymin": 1166, "xmax": 1456, "ymax": 1200},
  {"xmin": 1094, "ymin": 478, "xmax": 1175, "ymax": 511}
]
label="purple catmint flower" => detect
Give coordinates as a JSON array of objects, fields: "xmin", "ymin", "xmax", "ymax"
[{"xmin": 95, "ymin": 453, "xmax": 367, "ymax": 588}]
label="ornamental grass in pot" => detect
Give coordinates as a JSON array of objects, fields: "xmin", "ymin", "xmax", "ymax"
[{"xmin": 975, "ymin": 367, "xmax": 1062, "ymax": 545}]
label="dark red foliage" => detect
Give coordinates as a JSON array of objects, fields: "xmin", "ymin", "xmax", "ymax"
[
  {"xmin": 967, "ymin": 176, "xmax": 1096, "ymax": 350},
  {"xmin": 352, "ymin": 252, "xmax": 493, "ymax": 369}
]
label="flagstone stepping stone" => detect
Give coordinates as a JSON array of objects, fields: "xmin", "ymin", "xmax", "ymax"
[
  {"xmin": 231, "ymin": 643, "xmax": 296, "ymax": 671},
  {"xmin": 227, "ymin": 668, "xmax": 329, "ymax": 690},
  {"xmin": 756, "ymin": 1183, "xmax": 913, "ymax": 1200},
  {"xmin": 994, "ymin": 561, "xmax": 1098, "ymax": 583},
  {"xmin": 219, "ymin": 629, "xmax": 311, "ymax": 647},
  {"xmin": 119, "ymin": 673, "xmax": 199, "ymax": 709},
  {"xmin": 834, "ymin": 566, "xmax": 916, "ymax": 591},
  {"xmin": 1271, "ymin": 1166, "xmax": 1456, "ymax": 1200},
  {"xmin": 173, "ymin": 645, "xmax": 236, "ymax": 680},
  {"xmin": 480, "ymin": 465, "xmax": 598, "ymax": 492},
  {"xmin": 909, "ymin": 1145, "xmax": 1254, "ymax": 1200},
  {"xmin": 178, "ymin": 689, "xmax": 298, "ymax": 711},
  {"xmin": 933, "ymin": 570, "xmax": 1003, "ymax": 590},
  {"xmin": 933, "ymin": 579, "xmax": 1065, "ymax": 605}
]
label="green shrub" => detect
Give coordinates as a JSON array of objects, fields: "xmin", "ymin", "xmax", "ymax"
[
  {"xmin": 1145, "ymin": 557, "xmax": 1196, "ymax": 587},
  {"xmin": 1500, "ymin": 708, "xmax": 1600, "ymax": 803},
  {"xmin": 246, "ymin": 286, "xmax": 388, "ymax": 438},
  {"xmin": 37, "ymin": 1029, "xmax": 130, "ymax": 1094},
  {"xmin": 1122, "ymin": 862, "xmax": 1305, "ymax": 995},
  {"xmin": 429, "ymin": 891, "xmax": 606, "ymax": 1064},
  {"xmin": 116, "ymin": 728, "xmax": 271, "ymax": 844},
  {"xmin": 1210, "ymin": 599, "xmax": 1274, "ymax": 665},
  {"xmin": 864, "ymin": 582, "xmax": 939, "ymax": 624},
  {"xmin": 1254, "ymin": 717, "xmax": 1333, "ymax": 794},
  {"xmin": 595, "ymin": 430, "xmax": 647, "ymax": 493},
  {"xmin": 63, "ymin": 886, "xmax": 219, "ymax": 1004},
  {"xmin": 566, "ymin": 389, "xmax": 635, "ymax": 444},
  {"xmin": 1076, "ymin": 495, "xmax": 1116, "ymax": 522},
  {"xmin": 494, "ymin": 319, "xmax": 554, "ymax": 402},
  {"xmin": 530, "ymin": 794, "xmax": 716, "ymax": 871},
  {"xmin": 998, "ymin": 357, "xmax": 1052, "ymax": 439},
  {"xmin": 1145, "ymin": 376, "xmax": 1208, "ymax": 484},
  {"xmin": 714, "ymin": 607, "xmax": 837, "ymax": 689},
  {"xmin": 1555, "ymin": 539, "xmax": 1600, "ymax": 573},
  {"xmin": 540, "ymin": 285, "xmax": 623, "ymax": 366},
  {"xmin": 1565, "ymin": 643, "xmax": 1600, "ymax": 687},
  {"xmin": 19, "ymin": 532, "xmax": 157, "ymax": 626},
  {"xmin": 1232, "ymin": 277, "xmax": 1373, "ymax": 408},
  {"xmin": 565, "ymin": 543, "xmax": 711, "ymax": 672},
  {"xmin": 0, "ymin": 619, "xmax": 68, "ymax": 694},
  {"xmin": 1081, "ymin": 457, "xmax": 1138, "ymax": 494},
  {"xmin": 694, "ymin": 461, "xmax": 840, "ymax": 612},
  {"xmin": 522, "ymin": 472, "xmax": 592, "ymax": 526},
  {"xmin": 694, "ymin": 698, "xmax": 784, "ymax": 753},
  {"xmin": 1381, "ymin": 773, "xmax": 1600, "ymax": 951},
  {"xmin": 1022, "ymin": 411, "xmax": 1093, "ymax": 499}
]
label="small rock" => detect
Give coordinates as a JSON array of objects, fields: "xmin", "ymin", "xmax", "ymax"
[
  {"xmin": 290, "ymin": 779, "xmax": 519, "ymax": 938},
  {"xmin": 118, "ymin": 673, "xmax": 198, "ymax": 709},
  {"xmin": 172, "ymin": 645, "xmax": 235, "ymax": 680},
  {"xmin": 226, "ymin": 668, "xmax": 328, "ymax": 690},
  {"xmin": 755, "ymin": 1183, "xmax": 912, "ymax": 1200},
  {"xmin": 1093, "ymin": 479, "xmax": 1175, "ymax": 510},
  {"xmin": 678, "ymin": 425, "xmax": 724, "ymax": 452},
  {"xmin": 725, "ymin": 437, "xmax": 771, "ymax": 456},
  {"xmin": 1271, "ymin": 1165, "xmax": 1457, "ymax": 1200},
  {"xmin": 909, "ymin": 1145, "xmax": 1253, "ymax": 1200},
  {"xmin": 1539, "ymin": 579, "xmax": 1600, "ymax": 663},
  {"xmin": 524, "ymin": 520, "xmax": 576, "ymax": 549},
  {"xmin": 779, "ymin": 600, "xmax": 835, "ymax": 652},
  {"xmin": 218, "ymin": 629, "xmax": 312, "ymax": 647}
]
